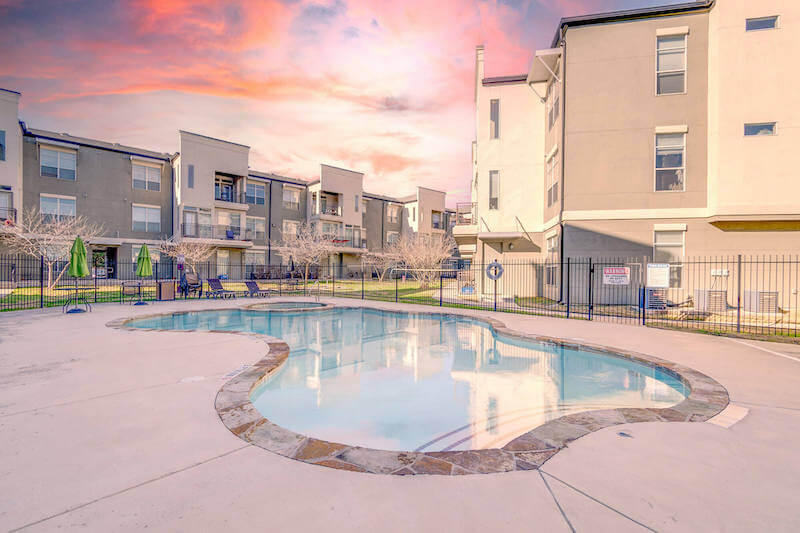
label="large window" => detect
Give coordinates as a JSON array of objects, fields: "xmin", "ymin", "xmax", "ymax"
[
  {"xmin": 283, "ymin": 186, "xmax": 301, "ymax": 210},
  {"xmin": 744, "ymin": 122, "xmax": 776, "ymax": 136},
  {"xmin": 132, "ymin": 244, "xmax": 159, "ymax": 264},
  {"xmin": 653, "ymin": 230, "xmax": 684, "ymax": 288},
  {"xmin": 488, "ymin": 170, "xmax": 499, "ymax": 210},
  {"xmin": 547, "ymin": 87, "xmax": 559, "ymax": 130},
  {"xmin": 656, "ymin": 35, "xmax": 686, "ymax": 95},
  {"xmin": 40, "ymin": 148, "xmax": 76, "ymax": 180},
  {"xmin": 0, "ymin": 130, "xmax": 5, "ymax": 161},
  {"xmin": 40, "ymin": 195, "xmax": 76, "ymax": 221},
  {"xmin": 546, "ymin": 154, "xmax": 559, "ymax": 207},
  {"xmin": 132, "ymin": 205, "xmax": 161, "ymax": 233},
  {"xmin": 246, "ymin": 216, "xmax": 266, "ymax": 240},
  {"xmin": 746, "ymin": 16, "xmax": 778, "ymax": 31},
  {"xmin": 182, "ymin": 207, "xmax": 212, "ymax": 237},
  {"xmin": 387, "ymin": 231, "xmax": 399, "ymax": 245},
  {"xmin": 387, "ymin": 204, "xmax": 400, "ymax": 223},
  {"xmin": 489, "ymin": 99, "xmax": 500, "ymax": 139},
  {"xmin": 655, "ymin": 133, "xmax": 685, "ymax": 191},
  {"xmin": 132, "ymin": 163, "xmax": 161, "ymax": 191},
  {"xmin": 246, "ymin": 182, "xmax": 265, "ymax": 205},
  {"xmin": 545, "ymin": 235, "xmax": 559, "ymax": 285},
  {"xmin": 282, "ymin": 219, "xmax": 300, "ymax": 237},
  {"xmin": 245, "ymin": 251, "xmax": 265, "ymax": 266},
  {"xmin": 214, "ymin": 176, "xmax": 235, "ymax": 202}
]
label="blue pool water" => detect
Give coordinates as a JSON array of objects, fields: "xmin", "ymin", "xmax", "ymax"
[{"xmin": 128, "ymin": 308, "xmax": 688, "ymax": 451}]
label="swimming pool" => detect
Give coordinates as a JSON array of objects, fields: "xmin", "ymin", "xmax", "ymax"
[
  {"xmin": 127, "ymin": 307, "xmax": 688, "ymax": 452},
  {"xmin": 249, "ymin": 301, "xmax": 327, "ymax": 310}
]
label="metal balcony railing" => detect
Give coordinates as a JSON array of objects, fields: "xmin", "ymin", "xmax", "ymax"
[
  {"xmin": 316, "ymin": 205, "xmax": 341, "ymax": 216},
  {"xmin": 455, "ymin": 202, "xmax": 477, "ymax": 225},
  {"xmin": 432, "ymin": 219, "xmax": 444, "ymax": 230},
  {"xmin": 214, "ymin": 187, "xmax": 246, "ymax": 204},
  {"xmin": 0, "ymin": 207, "xmax": 17, "ymax": 223},
  {"xmin": 182, "ymin": 223, "xmax": 254, "ymax": 240}
]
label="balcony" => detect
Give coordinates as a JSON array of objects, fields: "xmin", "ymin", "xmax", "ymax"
[
  {"xmin": 316, "ymin": 204, "xmax": 341, "ymax": 217},
  {"xmin": 0, "ymin": 207, "xmax": 17, "ymax": 223},
  {"xmin": 330, "ymin": 237, "xmax": 367, "ymax": 250},
  {"xmin": 182, "ymin": 223, "xmax": 255, "ymax": 241},
  {"xmin": 455, "ymin": 202, "xmax": 477, "ymax": 225}
]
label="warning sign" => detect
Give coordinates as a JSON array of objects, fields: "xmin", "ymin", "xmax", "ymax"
[{"xmin": 602, "ymin": 266, "xmax": 630, "ymax": 285}]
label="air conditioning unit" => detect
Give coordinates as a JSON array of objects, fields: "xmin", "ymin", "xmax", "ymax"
[
  {"xmin": 694, "ymin": 289, "xmax": 728, "ymax": 313},
  {"xmin": 743, "ymin": 290, "xmax": 779, "ymax": 313},
  {"xmin": 645, "ymin": 288, "xmax": 668, "ymax": 310}
]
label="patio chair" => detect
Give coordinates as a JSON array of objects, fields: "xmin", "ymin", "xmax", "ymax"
[
  {"xmin": 179, "ymin": 272, "xmax": 203, "ymax": 298},
  {"xmin": 207, "ymin": 278, "xmax": 235, "ymax": 299},
  {"xmin": 120, "ymin": 281, "xmax": 140, "ymax": 304},
  {"xmin": 245, "ymin": 280, "xmax": 272, "ymax": 298}
]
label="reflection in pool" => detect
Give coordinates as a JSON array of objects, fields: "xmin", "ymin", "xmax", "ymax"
[{"xmin": 127, "ymin": 308, "xmax": 687, "ymax": 452}]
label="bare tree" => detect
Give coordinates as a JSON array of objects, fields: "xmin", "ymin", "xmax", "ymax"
[
  {"xmin": 0, "ymin": 207, "xmax": 104, "ymax": 287},
  {"xmin": 362, "ymin": 246, "xmax": 400, "ymax": 283},
  {"xmin": 394, "ymin": 233, "xmax": 456, "ymax": 288},
  {"xmin": 273, "ymin": 222, "xmax": 334, "ymax": 285},
  {"xmin": 159, "ymin": 239, "xmax": 217, "ymax": 273}
]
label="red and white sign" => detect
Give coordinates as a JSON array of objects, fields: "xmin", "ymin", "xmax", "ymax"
[{"xmin": 602, "ymin": 266, "xmax": 630, "ymax": 285}]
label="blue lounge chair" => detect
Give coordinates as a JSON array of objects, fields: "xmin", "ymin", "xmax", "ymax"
[
  {"xmin": 207, "ymin": 278, "xmax": 235, "ymax": 299},
  {"xmin": 245, "ymin": 280, "xmax": 272, "ymax": 298}
]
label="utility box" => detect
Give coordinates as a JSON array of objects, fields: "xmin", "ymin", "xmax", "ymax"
[
  {"xmin": 743, "ymin": 290, "xmax": 779, "ymax": 313},
  {"xmin": 694, "ymin": 289, "xmax": 728, "ymax": 313},
  {"xmin": 645, "ymin": 288, "xmax": 668, "ymax": 310},
  {"xmin": 157, "ymin": 280, "xmax": 176, "ymax": 301}
]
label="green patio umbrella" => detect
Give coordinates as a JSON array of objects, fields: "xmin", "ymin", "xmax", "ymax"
[
  {"xmin": 134, "ymin": 244, "xmax": 153, "ymax": 305},
  {"xmin": 68, "ymin": 236, "xmax": 90, "ymax": 278}
]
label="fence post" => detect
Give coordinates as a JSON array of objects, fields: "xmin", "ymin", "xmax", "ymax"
[
  {"xmin": 439, "ymin": 271, "xmax": 443, "ymax": 307},
  {"xmin": 493, "ymin": 278, "xmax": 497, "ymax": 312},
  {"xmin": 331, "ymin": 266, "xmax": 335, "ymax": 298},
  {"xmin": 39, "ymin": 255, "xmax": 44, "ymax": 308},
  {"xmin": 361, "ymin": 268, "xmax": 364, "ymax": 300},
  {"xmin": 736, "ymin": 254, "xmax": 742, "ymax": 333},
  {"xmin": 588, "ymin": 258, "xmax": 593, "ymax": 321},
  {"xmin": 565, "ymin": 257, "xmax": 571, "ymax": 319},
  {"xmin": 395, "ymin": 274, "xmax": 398, "ymax": 303},
  {"xmin": 641, "ymin": 286, "xmax": 646, "ymax": 325}
]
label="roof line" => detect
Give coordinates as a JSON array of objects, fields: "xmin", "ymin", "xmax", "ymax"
[
  {"xmin": 321, "ymin": 163, "xmax": 364, "ymax": 175},
  {"xmin": 179, "ymin": 130, "xmax": 250, "ymax": 149},
  {"xmin": 22, "ymin": 125, "xmax": 171, "ymax": 161},
  {"xmin": 482, "ymin": 75, "xmax": 528, "ymax": 86},
  {"xmin": 550, "ymin": 0, "xmax": 713, "ymax": 47},
  {"xmin": 0, "ymin": 87, "xmax": 21, "ymax": 96}
]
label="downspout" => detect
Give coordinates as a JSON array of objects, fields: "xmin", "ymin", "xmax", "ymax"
[
  {"xmin": 381, "ymin": 201, "xmax": 385, "ymax": 251},
  {"xmin": 558, "ymin": 28, "xmax": 567, "ymax": 302},
  {"xmin": 267, "ymin": 180, "xmax": 273, "ymax": 265}
]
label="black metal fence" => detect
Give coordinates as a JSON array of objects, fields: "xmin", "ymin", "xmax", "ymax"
[{"xmin": 2, "ymin": 253, "xmax": 798, "ymax": 339}]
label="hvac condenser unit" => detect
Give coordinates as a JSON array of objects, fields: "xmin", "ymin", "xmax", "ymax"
[
  {"xmin": 694, "ymin": 289, "xmax": 728, "ymax": 313},
  {"xmin": 743, "ymin": 290, "xmax": 779, "ymax": 313},
  {"xmin": 645, "ymin": 288, "xmax": 668, "ymax": 310}
]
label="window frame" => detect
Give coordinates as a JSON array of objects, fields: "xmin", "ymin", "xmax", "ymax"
[
  {"xmin": 40, "ymin": 193, "xmax": 76, "ymax": 220},
  {"xmin": 132, "ymin": 162, "xmax": 161, "ymax": 192},
  {"xmin": 654, "ymin": 132, "xmax": 686, "ymax": 192},
  {"xmin": 245, "ymin": 181, "xmax": 266, "ymax": 205},
  {"xmin": 746, "ymin": 16, "xmax": 779, "ymax": 32},
  {"xmin": 386, "ymin": 230, "xmax": 400, "ymax": 245},
  {"xmin": 744, "ymin": 122, "xmax": 777, "ymax": 137},
  {"xmin": 132, "ymin": 203, "xmax": 161, "ymax": 233},
  {"xmin": 0, "ymin": 130, "xmax": 5, "ymax": 161},
  {"xmin": 489, "ymin": 99, "xmax": 500, "ymax": 139},
  {"xmin": 488, "ymin": 170, "xmax": 499, "ymax": 210},
  {"xmin": 546, "ymin": 151, "xmax": 559, "ymax": 207},
  {"xmin": 187, "ymin": 164, "xmax": 195, "ymax": 189},
  {"xmin": 282, "ymin": 219, "xmax": 300, "ymax": 237},
  {"xmin": 40, "ymin": 146, "xmax": 77, "ymax": 180},
  {"xmin": 282, "ymin": 185, "xmax": 301, "ymax": 210},
  {"xmin": 246, "ymin": 215, "xmax": 266, "ymax": 240},
  {"xmin": 655, "ymin": 34, "xmax": 687, "ymax": 96},
  {"xmin": 653, "ymin": 230, "xmax": 685, "ymax": 288}
]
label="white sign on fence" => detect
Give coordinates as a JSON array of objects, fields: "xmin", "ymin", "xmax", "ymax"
[
  {"xmin": 602, "ymin": 266, "xmax": 630, "ymax": 285},
  {"xmin": 647, "ymin": 263, "xmax": 671, "ymax": 288}
]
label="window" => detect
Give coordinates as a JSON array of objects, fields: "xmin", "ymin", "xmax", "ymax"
[
  {"xmin": 182, "ymin": 206, "xmax": 212, "ymax": 237},
  {"xmin": 387, "ymin": 231, "xmax": 399, "ymax": 244},
  {"xmin": 546, "ymin": 154, "xmax": 559, "ymax": 207},
  {"xmin": 282, "ymin": 219, "xmax": 300, "ymax": 237},
  {"xmin": 362, "ymin": 199, "xmax": 368, "ymax": 213},
  {"xmin": 132, "ymin": 163, "xmax": 161, "ymax": 191},
  {"xmin": 132, "ymin": 205, "xmax": 161, "ymax": 233},
  {"xmin": 412, "ymin": 206, "xmax": 416, "ymax": 222},
  {"xmin": 547, "ymin": 88, "xmax": 559, "ymax": 130},
  {"xmin": 744, "ymin": 122, "xmax": 776, "ymax": 136},
  {"xmin": 283, "ymin": 186, "xmax": 300, "ymax": 210},
  {"xmin": 0, "ymin": 190, "xmax": 11, "ymax": 221},
  {"xmin": 545, "ymin": 235, "xmax": 559, "ymax": 285},
  {"xmin": 0, "ymin": 130, "xmax": 5, "ymax": 161},
  {"xmin": 321, "ymin": 221, "xmax": 340, "ymax": 237},
  {"xmin": 40, "ymin": 195, "xmax": 76, "ymax": 221},
  {"xmin": 387, "ymin": 204, "xmax": 400, "ymax": 223},
  {"xmin": 656, "ymin": 35, "xmax": 686, "ymax": 95},
  {"xmin": 215, "ymin": 176, "xmax": 235, "ymax": 202},
  {"xmin": 132, "ymin": 245, "xmax": 159, "ymax": 263},
  {"xmin": 246, "ymin": 182, "xmax": 265, "ymax": 205},
  {"xmin": 746, "ymin": 16, "xmax": 778, "ymax": 31},
  {"xmin": 354, "ymin": 195, "xmax": 359, "ymax": 212},
  {"xmin": 40, "ymin": 148, "xmax": 76, "ymax": 180},
  {"xmin": 187, "ymin": 164, "xmax": 194, "ymax": 189},
  {"xmin": 246, "ymin": 216, "xmax": 266, "ymax": 240},
  {"xmin": 653, "ymin": 230, "xmax": 684, "ymax": 288},
  {"xmin": 489, "ymin": 170, "xmax": 499, "ymax": 210},
  {"xmin": 432, "ymin": 211, "xmax": 443, "ymax": 229},
  {"xmin": 245, "ymin": 251, "xmax": 265, "ymax": 266},
  {"xmin": 489, "ymin": 99, "xmax": 500, "ymax": 139},
  {"xmin": 655, "ymin": 133, "xmax": 685, "ymax": 191},
  {"xmin": 217, "ymin": 211, "xmax": 240, "ymax": 229}
]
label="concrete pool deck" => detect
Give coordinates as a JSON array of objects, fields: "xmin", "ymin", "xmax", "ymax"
[{"xmin": 1, "ymin": 298, "xmax": 799, "ymax": 531}]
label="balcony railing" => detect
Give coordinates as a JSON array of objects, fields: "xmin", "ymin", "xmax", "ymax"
[
  {"xmin": 328, "ymin": 237, "xmax": 367, "ymax": 249},
  {"xmin": 455, "ymin": 202, "xmax": 477, "ymax": 225},
  {"xmin": 315, "ymin": 205, "xmax": 341, "ymax": 216},
  {"xmin": 432, "ymin": 219, "xmax": 444, "ymax": 230},
  {"xmin": 214, "ymin": 187, "xmax": 246, "ymax": 204},
  {"xmin": 182, "ymin": 223, "xmax": 254, "ymax": 241},
  {"xmin": 0, "ymin": 207, "xmax": 17, "ymax": 223}
]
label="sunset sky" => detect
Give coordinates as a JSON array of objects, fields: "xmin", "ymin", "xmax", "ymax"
[{"xmin": 0, "ymin": 0, "xmax": 680, "ymax": 204}]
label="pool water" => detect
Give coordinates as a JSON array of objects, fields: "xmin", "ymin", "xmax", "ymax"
[
  {"xmin": 252, "ymin": 301, "xmax": 326, "ymax": 309},
  {"xmin": 128, "ymin": 308, "xmax": 687, "ymax": 452}
]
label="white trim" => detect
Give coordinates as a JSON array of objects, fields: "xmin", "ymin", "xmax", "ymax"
[
  {"xmin": 562, "ymin": 208, "xmax": 707, "ymax": 221},
  {"xmin": 40, "ymin": 192, "xmax": 76, "ymax": 201},
  {"xmin": 545, "ymin": 144, "xmax": 559, "ymax": 161},
  {"xmin": 130, "ymin": 156, "xmax": 163, "ymax": 167},
  {"xmin": 654, "ymin": 223, "xmax": 687, "ymax": 231},
  {"xmin": 131, "ymin": 202, "xmax": 161, "ymax": 209},
  {"xmin": 91, "ymin": 237, "xmax": 162, "ymax": 246},
  {"xmin": 655, "ymin": 124, "xmax": 688, "ymax": 134},
  {"xmin": 656, "ymin": 26, "xmax": 689, "ymax": 36},
  {"xmin": 655, "ymin": 33, "xmax": 687, "ymax": 96},
  {"xmin": 545, "ymin": 227, "xmax": 559, "ymax": 239},
  {"xmin": 655, "ymin": 131, "xmax": 686, "ymax": 192},
  {"xmin": 36, "ymin": 139, "xmax": 79, "ymax": 151}
]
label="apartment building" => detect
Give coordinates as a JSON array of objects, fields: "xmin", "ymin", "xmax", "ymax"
[
  {"xmin": 0, "ymin": 97, "xmax": 453, "ymax": 276},
  {"xmin": 459, "ymin": 0, "xmax": 800, "ymax": 293}
]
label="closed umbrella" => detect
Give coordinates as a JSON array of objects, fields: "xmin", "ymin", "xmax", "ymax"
[
  {"xmin": 134, "ymin": 244, "xmax": 153, "ymax": 305},
  {"xmin": 65, "ymin": 236, "xmax": 90, "ymax": 313}
]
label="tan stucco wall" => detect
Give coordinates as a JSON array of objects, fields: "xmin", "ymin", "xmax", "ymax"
[{"xmin": 0, "ymin": 90, "xmax": 22, "ymax": 212}]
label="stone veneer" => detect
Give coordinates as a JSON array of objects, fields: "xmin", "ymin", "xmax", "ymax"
[{"xmin": 108, "ymin": 302, "xmax": 730, "ymax": 476}]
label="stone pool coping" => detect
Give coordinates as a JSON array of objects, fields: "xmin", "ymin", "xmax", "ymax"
[{"xmin": 107, "ymin": 302, "xmax": 729, "ymax": 476}]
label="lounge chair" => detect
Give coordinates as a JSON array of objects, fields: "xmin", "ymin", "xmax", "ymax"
[
  {"xmin": 245, "ymin": 280, "xmax": 272, "ymax": 298},
  {"xmin": 179, "ymin": 272, "xmax": 203, "ymax": 298},
  {"xmin": 120, "ymin": 281, "xmax": 140, "ymax": 304},
  {"xmin": 207, "ymin": 278, "xmax": 235, "ymax": 299}
]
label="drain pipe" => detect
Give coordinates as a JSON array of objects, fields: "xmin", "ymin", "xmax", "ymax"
[
  {"xmin": 267, "ymin": 180, "xmax": 273, "ymax": 266},
  {"xmin": 558, "ymin": 29, "xmax": 567, "ymax": 303}
]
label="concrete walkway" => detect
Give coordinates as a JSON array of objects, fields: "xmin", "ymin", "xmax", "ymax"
[{"xmin": 1, "ymin": 298, "xmax": 798, "ymax": 532}]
